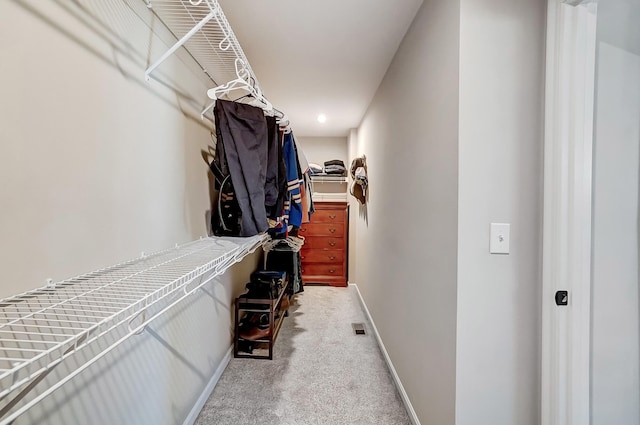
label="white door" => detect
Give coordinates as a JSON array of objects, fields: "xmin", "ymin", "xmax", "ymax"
[
  {"xmin": 591, "ymin": 1, "xmax": 640, "ymax": 423},
  {"xmin": 542, "ymin": 1, "xmax": 640, "ymax": 424}
]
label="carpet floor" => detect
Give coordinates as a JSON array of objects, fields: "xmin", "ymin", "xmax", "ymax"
[{"xmin": 195, "ymin": 285, "xmax": 411, "ymax": 425}]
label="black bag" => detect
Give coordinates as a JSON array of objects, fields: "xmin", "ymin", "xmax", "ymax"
[{"xmin": 248, "ymin": 270, "xmax": 287, "ymax": 299}]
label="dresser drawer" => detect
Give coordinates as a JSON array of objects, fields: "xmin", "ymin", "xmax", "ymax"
[
  {"xmin": 302, "ymin": 237, "xmax": 343, "ymax": 250},
  {"xmin": 300, "ymin": 201, "xmax": 349, "ymax": 287},
  {"xmin": 301, "ymin": 263, "xmax": 344, "ymax": 277},
  {"xmin": 299, "ymin": 223, "xmax": 344, "ymax": 237},
  {"xmin": 311, "ymin": 209, "xmax": 346, "ymax": 223},
  {"xmin": 301, "ymin": 249, "xmax": 344, "ymax": 264}
]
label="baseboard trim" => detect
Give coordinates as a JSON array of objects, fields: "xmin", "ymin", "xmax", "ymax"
[
  {"xmin": 183, "ymin": 345, "xmax": 233, "ymax": 425},
  {"xmin": 351, "ymin": 284, "xmax": 421, "ymax": 425}
]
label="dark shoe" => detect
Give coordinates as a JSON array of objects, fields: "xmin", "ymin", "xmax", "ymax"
[
  {"xmin": 239, "ymin": 314, "xmax": 271, "ymax": 341},
  {"xmin": 238, "ymin": 312, "xmax": 261, "ymax": 329}
]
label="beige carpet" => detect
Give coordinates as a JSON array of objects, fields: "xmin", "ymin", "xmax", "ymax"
[{"xmin": 195, "ymin": 285, "xmax": 411, "ymax": 425}]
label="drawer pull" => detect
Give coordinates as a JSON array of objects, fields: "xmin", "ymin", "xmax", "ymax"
[
  {"xmin": 329, "ymin": 215, "xmax": 337, "ymax": 219},
  {"xmin": 329, "ymin": 269, "xmax": 336, "ymax": 274},
  {"xmin": 329, "ymin": 256, "xmax": 336, "ymax": 261},
  {"xmin": 329, "ymin": 242, "xmax": 336, "ymax": 247},
  {"xmin": 301, "ymin": 256, "xmax": 306, "ymax": 260},
  {"xmin": 329, "ymin": 228, "xmax": 336, "ymax": 233},
  {"xmin": 300, "ymin": 228, "xmax": 307, "ymax": 232}
]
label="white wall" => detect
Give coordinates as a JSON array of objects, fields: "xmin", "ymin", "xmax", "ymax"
[
  {"xmin": 296, "ymin": 136, "xmax": 349, "ymax": 194},
  {"xmin": 353, "ymin": 0, "xmax": 545, "ymax": 423},
  {"xmin": 347, "ymin": 129, "xmax": 359, "ymax": 283},
  {"xmin": 295, "ymin": 136, "xmax": 348, "ymax": 167},
  {"xmin": 354, "ymin": 0, "xmax": 460, "ymax": 423},
  {"xmin": 591, "ymin": 2, "xmax": 640, "ymax": 421},
  {"xmin": 0, "ymin": 1, "xmax": 259, "ymax": 423},
  {"xmin": 455, "ymin": 1, "xmax": 545, "ymax": 424},
  {"xmin": 0, "ymin": 0, "xmax": 215, "ymax": 298}
]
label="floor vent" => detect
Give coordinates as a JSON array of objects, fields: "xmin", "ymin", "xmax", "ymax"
[{"xmin": 352, "ymin": 323, "xmax": 366, "ymax": 335}]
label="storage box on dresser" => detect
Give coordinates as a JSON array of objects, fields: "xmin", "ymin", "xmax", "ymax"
[{"xmin": 300, "ymin": 201, "xmax": 348, "ymax": 287}]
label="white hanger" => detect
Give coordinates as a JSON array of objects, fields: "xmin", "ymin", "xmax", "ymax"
[
  {"xmin": 207, "ymin": 59, "xmax": 273, "ymax": 109},
  {"xmin": 201, "ymin": 84, "xmax": 279, "ymax": 119},
  {"xmin": 203, "ymin": 59, "xmax": 294, "ymax": 129},
  {"xmin": 271, "ymin": 108, "xmax": 291, "ymax": 133},
  {"xmin": 207, "ymin": 79, "xmax": 272, "ymax": 108},
  {"xmin": 279, "ymin": 118, "xmax": 292, "ymax": 134}
]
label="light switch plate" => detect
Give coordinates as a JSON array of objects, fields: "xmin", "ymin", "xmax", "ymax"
[{"xmin": 490, "ymin": 223, "xmax": 510, "ymax": 254}]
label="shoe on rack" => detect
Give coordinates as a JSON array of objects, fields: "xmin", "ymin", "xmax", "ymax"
[
  {"xmin": 275, "ymin": 294, "xmax": 290, "ymax": 319},
  {"xmin": 238, "ymin": 312, "xmax": 260, "ymax": 330},
  {"xmin": 280, "ymin": 294, "xmax": 290, "ymax": 311},
  {"xmin": 239, "ymin": 314, "xmax": 271, "ymax": 341}
]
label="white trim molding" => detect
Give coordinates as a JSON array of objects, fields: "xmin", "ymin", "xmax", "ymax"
[
  {"xmin": 542, "ymin": 1, "xmax": 598, "ymax": 424},
  {"xmin": 183, "ymin": 346, "xmax": 233, "ymax": 425},
  {"xmin": 350, "ymin": 284, "xmax": 421, "ymax": 425}
]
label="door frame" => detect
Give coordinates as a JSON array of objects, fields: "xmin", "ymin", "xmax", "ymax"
[{"xmin": 542, "ymin": 0, "xmax": 598, "ymax": 424}]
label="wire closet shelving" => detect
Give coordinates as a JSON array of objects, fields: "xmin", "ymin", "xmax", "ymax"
[
  {"xmin": 144, "ymin": 0, "xmax": 271, "ymax": 118},
  {"xmin": 0, "ymin": 235, "xmax": 265, "ymax": 424},
  {"xmin": 310, "ymin": 175, "xmax": 348, "ymax": 184},
  {"xmin": 1, "ymin": 1, "xmax": 273, "ymax": 421}
]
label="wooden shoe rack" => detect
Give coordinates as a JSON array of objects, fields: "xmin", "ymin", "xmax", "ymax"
[{"xmin": 233, "ymin": 277, "xmax": 291, "ymax": 360}]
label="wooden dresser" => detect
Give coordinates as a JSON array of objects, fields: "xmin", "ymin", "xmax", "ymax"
[{"xmin": 300, "ymin": 202, "xmax": 348, "ymax": 287}]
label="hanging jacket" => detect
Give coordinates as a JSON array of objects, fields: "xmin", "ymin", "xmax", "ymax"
[
  {"xmin": 282, "ymin": 132, "xmax": 303, "ymax": 230},
  {"xmin": 213, "ymin": 99, "xmax": 269, "ymax": 236}
]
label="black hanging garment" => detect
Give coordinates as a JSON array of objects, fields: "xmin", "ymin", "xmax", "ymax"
[
  {"xmin": 265, "ymin": 116, "xmax": 286, "ymax": 220},
  {"xmin": 267, "ymin": 122, "xmax": 287, "ymax": 225},
  {"xmin": 209, "ymin": 135, "xmax": 241, "ymax": 236},
  {"xmin": 213, "ymin": 99, "xmax": 269, "ymax": 237},
  {"xmin": 265, "ymin": 247, "xmax": 304, "ymax": 294}
]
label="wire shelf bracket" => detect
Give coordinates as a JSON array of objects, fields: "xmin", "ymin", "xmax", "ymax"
[
  {"xmin": 142, "ymin": 0, "xmax": 284, "ymax": 124},
  {"xmin": 143, "ymin": 0, "xmax": 261, "ymax": 93},
  {"xmin": 144, "ymin": 7, "xmax": 218, "ymax": 81}
]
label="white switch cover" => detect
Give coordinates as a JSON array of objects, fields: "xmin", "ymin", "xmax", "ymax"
[{"xmin": 490, "ymin": 223, "xmax": 510, "ymax": 254}]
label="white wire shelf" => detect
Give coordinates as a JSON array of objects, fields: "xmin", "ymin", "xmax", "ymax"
[
  {"xmin": 0, "ymin": 235, "xmax": 265, "ymax": 424},
  {"xmin": 144, "ymin": 0, "xmax": 261, "ymax": 94},
  {"xmin": 310, "ymin": 175, "xmax": 348, "ymax": 184},
  {"xmin": 312, "ymin": 192, "xmax": 348, "ymax": 202}
]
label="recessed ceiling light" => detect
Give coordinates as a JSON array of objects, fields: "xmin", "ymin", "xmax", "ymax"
[{"xmin": 317, "ymin": 114, "xmax": 327, "ymax": 123}]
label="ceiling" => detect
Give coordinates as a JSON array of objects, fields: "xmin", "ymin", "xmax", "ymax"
[{"xmin": 218, "ymin": 0, "xmax": 423, "ymax": 137}]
